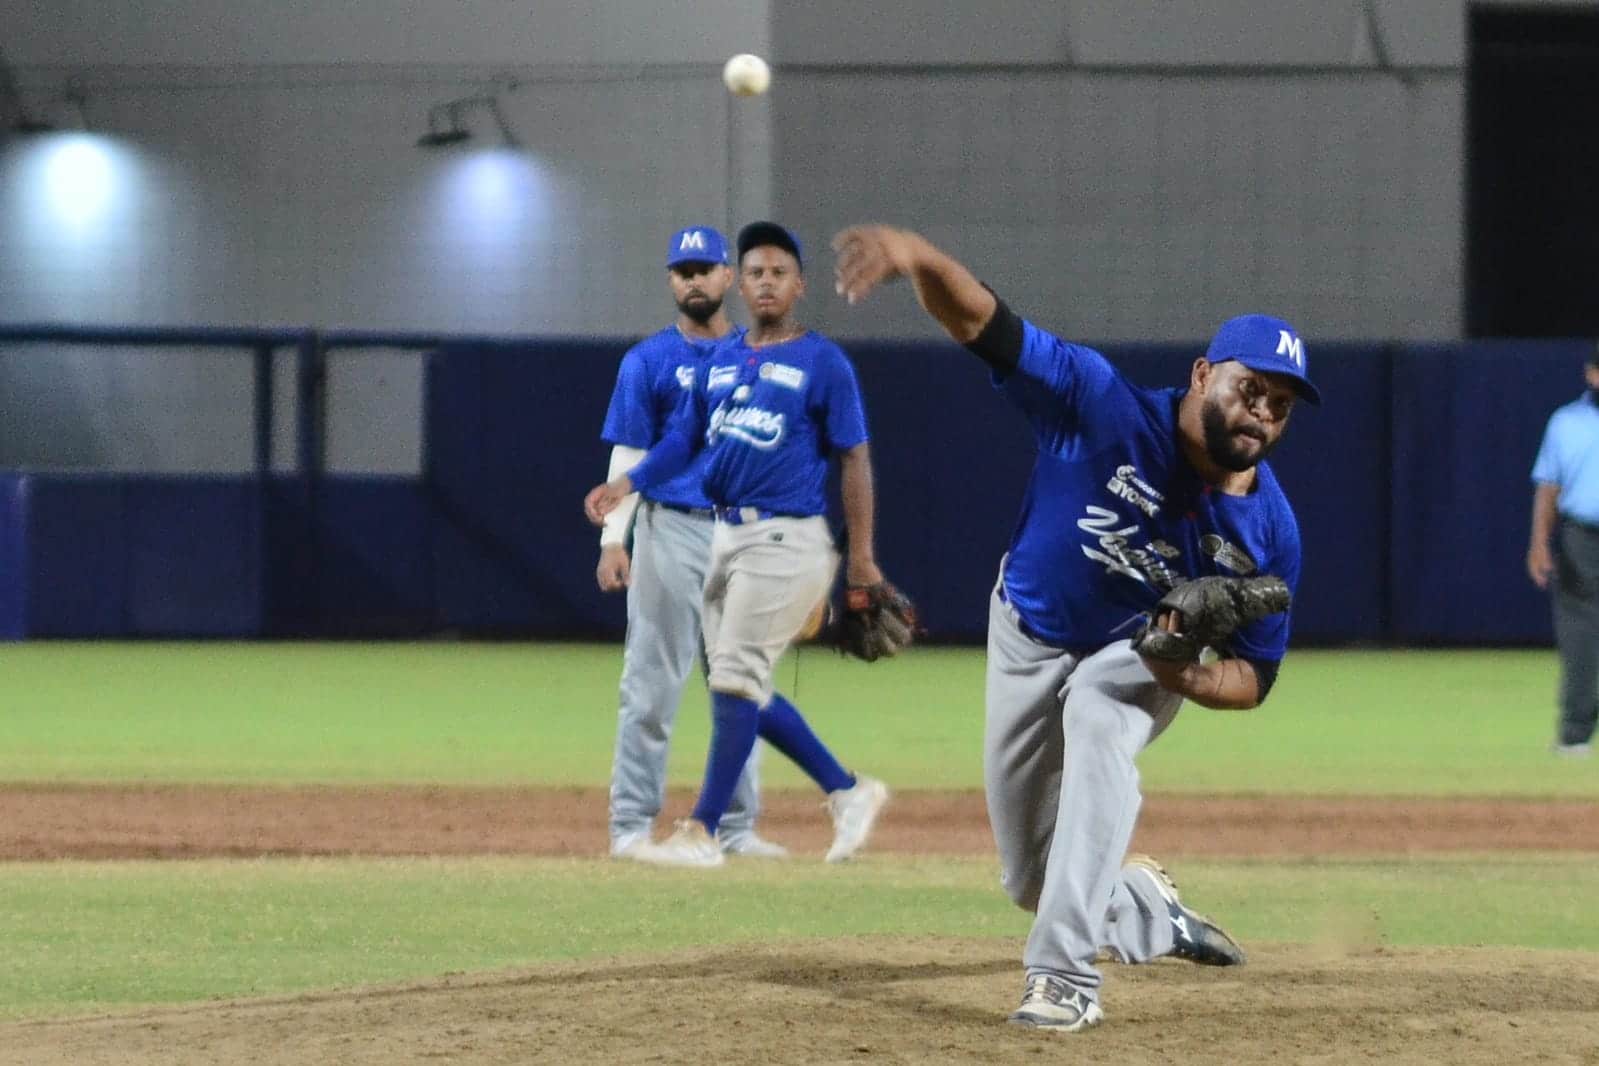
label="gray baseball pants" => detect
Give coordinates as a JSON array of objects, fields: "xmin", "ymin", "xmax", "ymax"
[
  {"xmin": 985, "ymin": 577, "xmax": 1186, "ymax": 1001},
  {"xmin": 609, "ymin": 502, "xmax": 761, "ymax": 848},
  {"xmin": 1553, "ymin": 519, "xmax": 1599, "ymax": 747}
]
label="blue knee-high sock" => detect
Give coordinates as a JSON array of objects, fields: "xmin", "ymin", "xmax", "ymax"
[
  {"xmin": 758, "ymin": 692, "xmax": 856, "ymax": 795},
  {"xmin": 691, "ymin": 692, "xmax": 761, "ymax": 834}
]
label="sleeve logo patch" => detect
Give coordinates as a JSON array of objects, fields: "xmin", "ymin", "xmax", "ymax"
[{"xmin": 1200, "ymin": 534, "xmax": 1258, "ymax": 574}]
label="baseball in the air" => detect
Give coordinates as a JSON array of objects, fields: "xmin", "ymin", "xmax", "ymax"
[{"xmin": 723, "ymin": 53, "xmax": 771, "ymax": 96}]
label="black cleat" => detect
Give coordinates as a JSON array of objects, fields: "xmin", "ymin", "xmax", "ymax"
[{"xmin": 1125, "ymin": 854, "xmax": 1246, "ymax": 966}]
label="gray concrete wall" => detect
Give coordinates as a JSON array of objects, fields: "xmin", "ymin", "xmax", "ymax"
[
  {"xmin": 775, "ymin": 68, "xmax": 1461, "ymax": 343},
  {"xmin": 1, "ymin": 0, "xmax": 1586, "ymax": 470},
  {"xmin": 1, "ymin": 1, "xmax": 774, "ymax": 470},
  {"xmin": 767, "ymin": 0, "xmax": 1464, "ymax": 341},
  {"xmin": 771, "ymin": 0, "xmax": 1462, "ymax": 67},
  {"xmin": 0, "ymin": 71, "xmax": 767, "ymax": 334},
  {"xmin": 4, "ymin": 0, "xmax": 772, "ymax": 67},
  {"xmin": 0, "ymin": 69, "xmax": 768, "ymax": 472}
]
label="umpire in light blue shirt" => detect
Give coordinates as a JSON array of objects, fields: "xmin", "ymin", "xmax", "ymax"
[{"xmin": 1527, "ymin": 347, "xmax": 1599, "ymax": 757}]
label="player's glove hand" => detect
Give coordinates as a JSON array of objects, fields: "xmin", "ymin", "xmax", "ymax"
[
  {"xmin": 1130, "ymin": 576, "xmax": 1291, "ymax": 663},
  {"xmin": 831, "ymin": 581, "xmax": 922, "ymax": 662}
]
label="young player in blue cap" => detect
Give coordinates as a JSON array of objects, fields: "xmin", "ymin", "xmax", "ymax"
[
  {"xmin": 832, "ymin": 223, "xmax": 1318, "ymax": 1032},
  {"xmin": 595, "ymin": 226, "xmax": 785, "ymax": 861},
  {"xmin": 586, "ymin": 221, "xmax": 891, "ymax": 868}
]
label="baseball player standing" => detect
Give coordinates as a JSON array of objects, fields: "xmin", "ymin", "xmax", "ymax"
[
  {"xmin": 833, "ymin": 224, "xmax": 1317, "ymax": 1031},
  {"xmin": 597, "ymin": 226, "xmax": 785, "ymax": 861},
  {"xmin": 585, "ymin": 221, "xmax": 890, "ymax": 868}
]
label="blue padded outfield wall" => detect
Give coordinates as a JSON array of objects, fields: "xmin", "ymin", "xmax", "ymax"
[
  {"xmin": 0, "ymin": 475, "xmax": 265, "ymax": 638},
  {"xmin": 0, "ymin": 337, "xmax": 1591, "ymax": 644}
]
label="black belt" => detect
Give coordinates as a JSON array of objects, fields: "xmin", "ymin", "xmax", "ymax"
[
  {"xmin": 998, "ymin": 582, "xmax": 1053, "ymax": 647},
  {"xmin": 654, "ymin": 502, "xmax": 715, "ymax": 518},
  {"xmin": 1561, "ymin": 515, "xmax": 1599, "ymax": 535},
  {"xmin": 997, "ymin": 582, "xmax": 1101, "ymax": 654}
]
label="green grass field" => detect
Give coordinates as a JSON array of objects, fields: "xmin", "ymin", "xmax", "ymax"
[
  {"xmin": 3, "ymin": 855, "xmax": 1598, "ymax": 1020},
  {"xmin": 0, "ymin": 643, "xmax": 1591, "ymax": 795},
  {"xmin": 1, "ymin": 642, "xmax": 1595, "ymax": 1021}
]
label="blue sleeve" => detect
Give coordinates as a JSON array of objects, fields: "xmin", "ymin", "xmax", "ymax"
[
  {"xmin": 1531, "ymin": 413, "xmax": 1562, "ymax": 485},
  {"xmin": 994, "ymin": 319, "xmax": 1120, "ymax": 451},
  {"xmin": 629, "ymin": 369, "xmax": 708, "ymax": 493},
  {"xmin": 627, "ymin": 429, "xmax": 694, "ymax": 494},
  {"xmin": 1228, "ymin": 517, "xmax": 1301, "ymax": 665},
  {"xmin": 600, "ymin": 346, "xmax": 658, "ymax": 448},
  {"xmin": 817, "ymin": 345, "xmax": 870, "ymax": 450}
]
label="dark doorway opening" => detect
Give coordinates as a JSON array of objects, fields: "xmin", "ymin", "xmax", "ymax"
[{"xmin": 1466, "ymin": 5, "xmax": 1599, "ymax": 337}]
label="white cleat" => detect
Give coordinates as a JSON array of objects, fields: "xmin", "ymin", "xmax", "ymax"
[
  {"xmin": 610, "ymin": 829, "xmax": 654, "ymax": 860},
  {"xmin": 824, "ymin": 776, "xmax": 889, "ymax": 863},
  {"xmin": 1008, "ymin": 974, "xmax": 1104, "ymax": 1032},
  {"xmin": 720, "ymin": 832, "xmax": 790, "ymax": 859},
  {"xmin": 634, "ymin": 819, "xmax": 726, "ymax": 868}
]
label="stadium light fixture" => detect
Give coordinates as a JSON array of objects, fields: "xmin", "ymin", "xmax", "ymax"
[
  {"xmin": 12, "ymin": 79, "xmax": 91, "ymax": 135},
  {"xmin": 416, "ymin": 94, "xmax": 519, "ymax": 150}
]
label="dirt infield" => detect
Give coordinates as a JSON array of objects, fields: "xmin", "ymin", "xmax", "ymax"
[
  {"xmin": 4, "ymin": 785, "xmax": 1599, "ymax": 1065},
  {"xmin": 4, "ymin": 784, "xmax": 1599, "ymax": 860},
  {"xmin": 4, "ymin": 939, "xmax": 1598, "ymax": 1066}
]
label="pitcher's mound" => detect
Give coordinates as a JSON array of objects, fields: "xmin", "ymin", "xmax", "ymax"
[{"xmin": 6, "ymin": 938, "xmax": 1597, "ymax": 1065}]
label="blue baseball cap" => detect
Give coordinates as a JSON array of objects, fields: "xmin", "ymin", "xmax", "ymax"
[
  {"xmin": 737, "ymin": 221, "xmax": 803, "ymax": 269},
  {"xmin": 666, "ymin": 226, "xmax": 729, "ymax": 268},
  {"xmin": 1204, "ymin": 314, "xmax": 1321, "ymax": 405}
]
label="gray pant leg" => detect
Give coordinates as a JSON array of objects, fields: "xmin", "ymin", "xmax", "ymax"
[
  {"xmin": 984, "ymin": 585, "xmax": 1075, "ymax": 913},
  {"xmin": 985, "ymin": 582, "xmax": 1182, "ymax": 999},
  {"xmin": 609, "ymin": 505, "xmax": 760, "ymax": 844},
  {"xmin": 1553, "ymin": 522, "xmax": 1599, "ymax": 746}
]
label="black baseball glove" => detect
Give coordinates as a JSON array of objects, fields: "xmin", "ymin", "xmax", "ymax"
[
  {"xmin": 831, "ymin": 581, "xmax": 921, "ymax": 662},
  {"xmin": 1131, "ymin": 576, "xmax": 1291, "ymax": 663}
]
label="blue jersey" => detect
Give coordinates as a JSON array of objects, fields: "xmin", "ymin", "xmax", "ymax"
[
  {"xmin": 600, "ymin": 325, "xmax": 741, "ymax": 511},
  {"xmin": 999, "ymin": 318, "xmax": 1301, "ymax": 662},
  {"xmin": 628, "ymin": 331, "xmax": 870, "ymax": 517}
]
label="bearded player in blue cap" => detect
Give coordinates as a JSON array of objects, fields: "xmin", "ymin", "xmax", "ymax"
[
  {"xmin": 595, "ymin": 226, "xmax": 784, "ymax": 862},
  {"xmin": 832, "ymin": 224, "xmax": 1318, "ymax": 1032}
]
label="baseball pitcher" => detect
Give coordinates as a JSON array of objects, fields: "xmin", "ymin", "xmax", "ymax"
[{"xmin": 833, "ymin": 224, "xmax": 1316, "ymax": 1032}]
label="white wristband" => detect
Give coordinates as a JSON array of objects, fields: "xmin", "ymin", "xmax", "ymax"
[{"xmin": 600, "ymin": 445, "xmax": 647, "ymax": 547}]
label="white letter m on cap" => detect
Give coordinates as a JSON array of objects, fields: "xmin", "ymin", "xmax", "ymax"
[
  {"xmin": 680, "ymin": 231, "xmax": 707, "ymax": 252},
  {"xmin": 1276, "ymin": 330, "xmax": 1305, "ymax": 367}
]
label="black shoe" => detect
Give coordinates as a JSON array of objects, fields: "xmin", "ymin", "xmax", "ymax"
[{"xmin": 1125, "ymin": 854, "xmax": 1246, "ymax": 966}]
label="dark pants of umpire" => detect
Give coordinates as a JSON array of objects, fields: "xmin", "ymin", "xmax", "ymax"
[{"xmin": 1552, "ymin": 519, "xmax": 1599, "ymax": 746}]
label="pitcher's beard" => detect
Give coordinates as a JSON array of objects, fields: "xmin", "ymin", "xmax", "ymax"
[{"xmin": 1201, "ymin": 400, "xmax": 1275, "ymax": 472}]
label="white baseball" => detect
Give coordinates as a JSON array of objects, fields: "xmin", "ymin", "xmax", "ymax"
[{"xmin": 722, "ymin": 53, "xmax": 771, "ymax": 97}]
